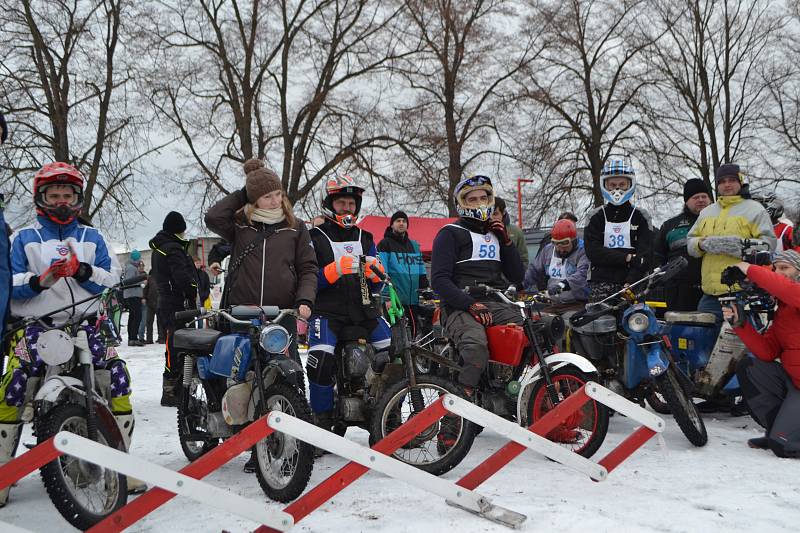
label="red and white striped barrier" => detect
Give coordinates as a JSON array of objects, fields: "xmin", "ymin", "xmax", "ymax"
[{"xmin": 0, "ymin": 381, "xmax": 664, "ymax": 531}]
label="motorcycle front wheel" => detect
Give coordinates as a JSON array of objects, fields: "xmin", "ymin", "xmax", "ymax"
[
  {"xmin": 177, "ymin": 376, "xmax": 219, "ymax": 461},
  {"xmin": 655, "ymin": 365, "xmax": 708, "ymax": 447},
  {"xmin": 38, "ymin": 403, "xmax": 127, "ymax": 530},
  {"xmin": 254, "ymin": 382, "xmax": 315, "ymax": 502},
  {"xmin": 369, "ymin": 375, "xmax": 476, "ymax": 476},
  {"xmin": 525, "ymin": 366, "xmax": 610, "ymax": 458}
]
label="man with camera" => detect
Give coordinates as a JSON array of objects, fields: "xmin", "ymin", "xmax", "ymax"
[
  {"xmin": 687, "ymin": 163, "xmax": 775, "ymax": 323},
  {"xmin": 722, "ymin": 251, "xmax": 800, "ymax": 458}
]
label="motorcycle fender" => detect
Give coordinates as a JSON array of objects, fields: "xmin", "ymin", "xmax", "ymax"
[
  {"xmin": 34, "ymin": 376, "xmax": 86, "ymax": 403},
  {"xmin": 266, "ymin": 358, "xmax": 304, "ymax": 388},
  {"xmin": 516, "ymin": 353, "xmax": 599, "ymax": 423},
  {"xmin": 645, "ymin": 344, "xmax": 670, "ymax": 378}
]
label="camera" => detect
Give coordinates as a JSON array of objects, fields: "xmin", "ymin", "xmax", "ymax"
[{"xmin": 741, "ymin": 239, "xmax": 772, "ymax": 266}]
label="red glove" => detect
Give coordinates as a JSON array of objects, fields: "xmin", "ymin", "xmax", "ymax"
[
  {"xmin": 468, "ymin": 302, "xmax": 493, "ymax": 326},
  {"xmin": 365, "ymin": 256, "xmax": 385, "ymax": 283},
  {"xmin": 488, "ymin": 220, "xmax": 511, "ymax": 246},
  {"xmin": 323, "ymin": 256, "xmax": 358, "ymax": 284},
  {"xmin": 38, "ymin": 253, "xmax": 79, "ymax": 288}
]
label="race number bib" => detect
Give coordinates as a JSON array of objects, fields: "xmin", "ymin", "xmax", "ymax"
[
  {"xmin": 548, "ymin": 249, "xmax": 566, "ymax": 280},
  {"xmin": 604, "ymin": 220, "xmax": 632, "ymax": 249}
]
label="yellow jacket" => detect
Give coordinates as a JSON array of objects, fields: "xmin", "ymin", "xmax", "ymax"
[{"xmin": 687, "ymin": 195, "xmax": 776, "ymax": 295}]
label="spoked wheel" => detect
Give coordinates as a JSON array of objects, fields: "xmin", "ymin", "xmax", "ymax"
[
  {"xmin": 370, "ymin": 375, "xmax": 476, "ymax": 476},
  {"xmin": 177, "ymin": 377, "xmax": 219, "ymax": 461},
  {"xmin": 254, "ymin": 382, "xmax": 315, "ymax": 502},
  {"xmin": 655, "ymin": 366, "xmax": 708, "ymax": 447},
  {"xmin": 525, "ymin": 366, "xmax": 609, "ymax": 458},
  {"xmin": 38, "ymin": 403, "xmax": 127, "ymax": 530}
]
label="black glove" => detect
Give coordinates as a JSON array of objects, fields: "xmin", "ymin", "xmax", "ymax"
[
  {"xmin": 468, "ymin": 302, "xmax": 493, "ymax": 326},
  {"xmin": 72, "ymin": 262, "xmax": 93, "ymax": 283},
  {"xmin": 548, "ymin": 280, "xmax": 570, "ymax": 296},
  {"xmin": 488, "ymin": 220, "xmax": 512, "ymax": 246},
  {"xmin": 721, "ymin": 266, "xmax": 747, "ymax": 286}
]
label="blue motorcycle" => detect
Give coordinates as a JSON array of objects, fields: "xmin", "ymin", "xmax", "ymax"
[
  {"xmin": 569, "ymin": 257, "xmax": 708, "ymax": 446},
  {"xmin": 173, "ymin": 305, "xmax": 314, "ymax": 502}
]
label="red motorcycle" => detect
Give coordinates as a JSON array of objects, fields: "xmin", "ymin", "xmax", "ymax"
[{"xmin": 417, "ymin": 285, "xmax": 609, "ymax": 458}]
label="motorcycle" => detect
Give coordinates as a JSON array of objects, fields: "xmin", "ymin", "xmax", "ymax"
[
  {"xmin": 662, "ymin": 239, "xmax": 774, "ymax": 401},
  {"xmin": 569, "ymin": 257, "xmax": 709, "ymax": 446},
  {"xmin": 4, "ymin": 274, "xmax": 145, "ymax": 529},
  {"xmin": 320, "ymin": 262, "xmax": 475, "ymax": 476},
  {"xmin": 420, "ymin": 284, "xmax": 610, "ymax": 458},
  {"xmin": 173, "ymin": 305, "xmax": 314, "ymax": 502}
]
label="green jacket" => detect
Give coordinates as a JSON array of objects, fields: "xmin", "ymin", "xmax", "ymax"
[
  {"xmin": 507, "ymin": 223, "xmax": 528, "ymax": 267},
  {"xmin": 687, "ymin": 195, "xmax": 775, "ymax": 295}
]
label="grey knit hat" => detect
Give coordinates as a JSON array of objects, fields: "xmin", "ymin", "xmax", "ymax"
[
  {"xmin": 243, "ymin": 159, "xmax": 282, "ymax": 203},
  {"xmin": 772, "ymin": 249, "xmax": 800, "ymax": 271}
]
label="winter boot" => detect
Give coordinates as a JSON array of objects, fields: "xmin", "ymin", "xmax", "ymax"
[
  {"xmin": 243, "ymin": 449, "xmax": 257, "ymax": 473},
  {"xmin": 748, "ymin": 436, "xmax": 769, "ymax": 450},
  {"xmin": 113, "ymin": 413, "xmax": 148, "ymax": 494},
  {"xmin": 312, "ymin": 412, "xmax": 335, "ymax": 457},
  {"xmin": 0, "ymin": 423, "xmax": 21, "ymax": 507},
  {"xmin": 160, "ymin": 375, "xmax": 179, "ymax": 407}
]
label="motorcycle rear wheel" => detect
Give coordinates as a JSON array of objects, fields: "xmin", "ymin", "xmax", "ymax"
[
  {"xmin": 655, "ymin": 366, "xmax": 708, "ymax": 447},
  {"xmin": 38, "ymin": 403, "xmax": 127, "ymax": 530},
  {"xmin": 254, "ymin": 382, "xmax": 315, "ymax": 502},
  {"xmin": 177, "ymin": 377, "xmax": 219, "ymax": 461},
  {"xmin": 369, "ymin": 375, "xmax": 476, "ymax": 476},
  {"xmin": 525, "ymin": 366, "xmax": 609, "ymax": 458}
]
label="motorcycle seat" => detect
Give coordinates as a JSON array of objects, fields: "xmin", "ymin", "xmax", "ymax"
[
  {"xmin": 173, "ymin": 328, "xmax": 222, "ymax": 353},
  {"xmin": 664, "ymin": 311, "xmax": 717, "ymax": 325}
]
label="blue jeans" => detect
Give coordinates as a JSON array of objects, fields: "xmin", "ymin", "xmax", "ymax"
[{"xmin": 698, "ymin": 294, "xmax": 723, "ymax": 337}]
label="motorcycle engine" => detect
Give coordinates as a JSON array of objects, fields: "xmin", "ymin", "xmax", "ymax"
[
  {"xmin": 488, "ymin": 361, "xmax": 514, "ymax": 385},
  {"xmin": 343, "ymin": 340, "xmax": 374, "ymax": 379}
]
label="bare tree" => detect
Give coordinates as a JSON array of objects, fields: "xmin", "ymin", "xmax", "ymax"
[
  {"xmin": 518, "ymin": 0, "xmax": 653, "ymax": 208},
  {"xmin": 0, "ymin": 0, "xmax": 165, "ymax": 229},
  {"xmin": 377, "ymin": 0, "xmax": 541, "ymax": 216},
  {"xmin": 639, "ymin": 0, "xmax": 787, "ymax": 197},
  {"xmin": 146, "ymin": 0, "xmax": 407, "ymax": 215}
]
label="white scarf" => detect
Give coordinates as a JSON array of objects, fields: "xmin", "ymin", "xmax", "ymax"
[{"xmin": 250, "ymin": 206, "xmax": 285, "ymax": 224}]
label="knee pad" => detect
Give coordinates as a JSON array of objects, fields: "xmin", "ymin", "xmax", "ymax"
[
  {"xmin": 306, "ymin": 350, "xmax": 336, "ymax": 386},
  {"xmin": 308, "ymin": 382, "xmax": 335, "ymax": 414}
]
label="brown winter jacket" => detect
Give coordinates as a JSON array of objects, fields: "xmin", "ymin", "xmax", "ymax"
[{"xmin": 205, "ymin": 190, "xmax": 318, "ymax": 310}]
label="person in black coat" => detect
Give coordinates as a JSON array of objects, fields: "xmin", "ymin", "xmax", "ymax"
[
  {"xmin": 584, "ymin": 159, "xmax": 653, "ymax": 302},
  {"xmin": 654, "ymin": 179, "xmax": 712, "ymax": 311},
  {"xmin": 149, "ymin": 211, "xmax": 198, "ymax": 406}
]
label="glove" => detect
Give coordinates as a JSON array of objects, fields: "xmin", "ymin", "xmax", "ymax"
[
  {"xmin": 72, "ymin": 262, "xmax": 92, "ymax": 283},
  {"xmin": 36, "ymin": 253, "xmax": 80, "ymax": 289},
  {"xmin": 364, "ymin": 256, "xmax": 385, "ymax": 283},
  {"xmin": 468, "ymin": 302, "xmax": 493, "ymax": 326},
  {"xmin": 720, "ymin": 265, "xmax": 747, "ymax": 286},
  {"xmin": 700, "ymin": 236, "xmax": 742, "ymax": 258},
  {"xmin": 323, "ymin": 256, "xmax": 358, "ymax": 284},
  {"xmin": 488, "ymin": 220, "xmax": 512, "ymax": 246},
  {"xmin": 547, "ymin": 281, "xmax": 568, "ymax": 296}
]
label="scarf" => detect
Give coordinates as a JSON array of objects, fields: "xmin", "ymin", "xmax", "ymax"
[{"xmin": 249, "ymin": 205, "xmax": 285, "ymax": 224}]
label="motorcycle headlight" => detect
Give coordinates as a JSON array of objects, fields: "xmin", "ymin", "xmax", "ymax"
[
  {"xmin": 627, "ymin": 312, "xmax": 650, "ymax": 333},
  {"xmin": 36, "ymin": 329, "xmax": 74, "ymax": 366},
  {"xmin": 259, "ymin": 325, "xmax": 291, "ymax": 354}
]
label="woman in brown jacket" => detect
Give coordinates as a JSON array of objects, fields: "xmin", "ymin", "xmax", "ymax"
[{"xmin": 205, "ymin": 159, "xmax": 318, "ymax": 472}]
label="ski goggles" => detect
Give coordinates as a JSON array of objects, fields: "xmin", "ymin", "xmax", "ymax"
[{"xmin": 551, "ymin": 237, "xmax": 573, "ymax": 246}]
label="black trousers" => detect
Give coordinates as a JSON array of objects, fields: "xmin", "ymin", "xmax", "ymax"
[{"xmin": 125, "ymin": 297, "xmax": 142, "ymax": 342}]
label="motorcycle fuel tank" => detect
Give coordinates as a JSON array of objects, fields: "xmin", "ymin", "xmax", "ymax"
[{"xmin": 209, "ymin": 334, "xmax": 252, "ymax": 381}]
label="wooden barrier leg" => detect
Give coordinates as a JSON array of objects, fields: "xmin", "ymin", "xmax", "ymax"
[
  {"xmin": 0, "ymin": 436, "xmax": 61, "ymax": 491},
  {"xmin": 457, "ymin": 386, "xmax": 590, "ymax": 490},
  {"xmin": 254, "ymin": 397, "xmax": 449, "ymax": 533},
  {"xmin": 598, "ymin": 426, "xmax": 657, "ymax": 474},
  {"xmin": 89, "ymin": 416, "xmax": 275, "ymax": 533}
]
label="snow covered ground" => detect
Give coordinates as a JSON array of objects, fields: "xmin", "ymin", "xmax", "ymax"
[{"xmin": 2, "ymin": 341, "xmax": 800, "ymax": 532}]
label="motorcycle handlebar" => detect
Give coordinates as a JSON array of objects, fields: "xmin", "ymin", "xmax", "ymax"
[
  {"xmin": 369, "ymin": 263, "xmax": 388, "ymax": 282},
  {"xmin": 120, "ymin": 274, "xmax": 147, "ymax": 289},
  {"xmin": 175, "ymin": 308, "xmax": 205, "ymax": 321}
]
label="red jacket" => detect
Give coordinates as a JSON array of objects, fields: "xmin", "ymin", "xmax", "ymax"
[{"xmin": 734, "ymin": 265, "xmax": 800, "ymax": 388}]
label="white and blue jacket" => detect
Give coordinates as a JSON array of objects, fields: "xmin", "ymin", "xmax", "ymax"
[{"xmin": 10, "ymin": 216, "xmax": 121, "ymax": 319}]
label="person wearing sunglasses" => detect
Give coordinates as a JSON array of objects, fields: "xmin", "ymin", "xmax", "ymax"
[
  {"xmin": 431, "ymin": 175, "xmax": 525, "ymax": 395},
  {"xmin": 524, "ymin": 218, "xmax": 589, "ymax": 313}
]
